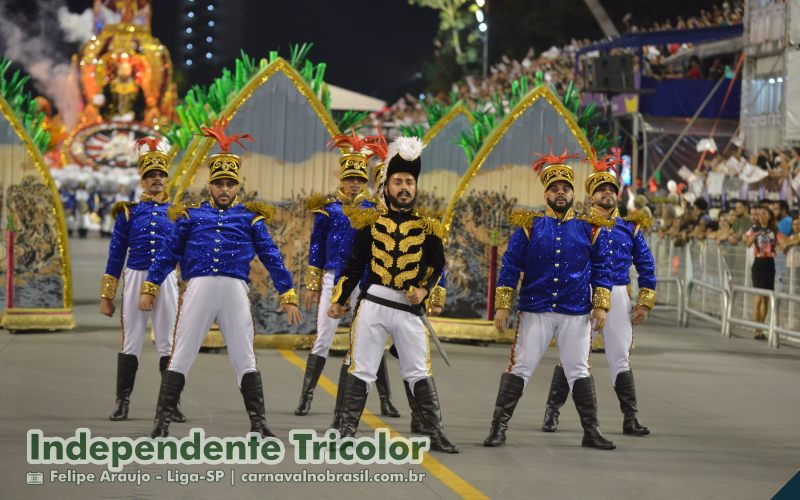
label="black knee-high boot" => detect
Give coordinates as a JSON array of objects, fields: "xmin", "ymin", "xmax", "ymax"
[
  {"xmin": 571, "ymin": 376, "xmax": 615, "ymax": 450},
  {"xmin": 336, "ymin": 373, "xmax": 368, "ymax": 438},
  {"xmin": 404, "ymin": 380, "xmax": 427, "ymax": 434},
  {"xmin": 109, "ymin": 353, "xmax": 138, "ymax": 421},
  {"xmin": 330, "ymin": 362, "xmax": 349, "ymax": 430},
  {"xmin": 614, "ymin": 370, "xmax": 650, "ymax": 436},
  {"xmin": 295, "ymin": 354, "xmax": 327, "ymax": 416},
  {"xmin": 375, "ymin": 355, "xmax": 400, "ymax": 417},
  {"xmin": 483, "ymin": 372, "xmax": 525, "ymax": 447},
  {"xmin": 150, "ymin": 370, "xmax": 185, "ymax": 438},
  {"xmin": 413, "ymin": 378, "xmax": 458, "ymax": 453},
  {"xmin": 541, "ymin": 365, "xmax": 570, "ymax": 432},
  {"xmin": 160, "ymin": 356, "xmax": 187, "ymax": 423},
  {"xmin": 240, "ymin": 371, "xmax": 276, "ymax": 438}
]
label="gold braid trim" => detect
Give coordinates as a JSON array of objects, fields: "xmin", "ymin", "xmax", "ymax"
[
  {"xmin": 429, "ymin": 285, "xmax": 447, "ymax": 308},
  {"xmin": 100, "ymin": 274, "xmax": 118, "ymax": 300},
  {"xmin": 592, "ymin": 287, "xmax": 611, "ymax": 310},
  {"xmin": 495, "ymin": 286, "xmax": 515, "ymax": 310},
  {"xmin": 637, "ymin": 288, "xmax": 656, "ymax": 309},
  {"xmin": 404, "ymin": 215, "xmax": 444, "ymax": 239},
  {"xmin": 371, "ymin": 261, "xmax": 393, "ymax": 285},
  {"xmin": 371, "ymin": 226, "xmax": 396, "ymax": 251},
  {"xmin": 375, "ymin": 216, "xmax": 398, "ymax": 234},
  {"xmin": 372, "ymin": 244, "xmax": 394, "ymax": 268},
  {"xmin": 348, "ymin": 207, "xmax": 381, "ymax": 229},
  {"xmin": 306, "ymin": 193, "xmax": 334, "ymax": 213},
  {"xmin": 167, "ymin": 201, "xmax": 200, "ymax": 222},
  {"xmin": 305, "ymin": 266, "xmax": 324, "ymax": 292},
  {"xmin": 399, "ymin": 233, "xmax": 426, "ymax": 253},
  {"xmin": 244, "ymin": 201, "xmax": 276, "ymax": 225},
  {"xmin": 279, "ymin": 289, "xmax": 299, "ymax": 306},
  {"xmin": 331, "ymin": 277, "xmax": 348, "ymax": 303},
  {"xmin": 397, "ymin": 249, "xmax": 423, "ymax": 270},
  {"xmin": 111, "ymin": 201, "xmax": 134, "ymax": 221},
  {"xmin": 394, "ymin": 266, "xmax": 419, "ymax": 289},
  {"xmin": 140, "ymin": 281, "xmax": 161, "ymax": 298},
  {"xmin": 578, "ymin": 212, "xmax": 616, "ymax": 228}
]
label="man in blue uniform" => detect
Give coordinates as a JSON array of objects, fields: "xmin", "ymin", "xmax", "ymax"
[
  {"xmin": 541, "ymin": 152, "xmax": 656, "ymax": 436},
  {"xmin": 328, "ymin": 137, "xmax": 458, "ymax": 453},
  {"xmin": 100, "ymin": 138, "xmax": 185, "ymax": 423},
  {"xmin": 483, "ymin": 150, "xmax": 616, "ymax": 450},
  {"xmin": 139, "ymin": 119, "xmax": 302, "ymax": 438},
  {"xmin": 296, "ymin": 131, "xmax": 399, "ymax": 419}
]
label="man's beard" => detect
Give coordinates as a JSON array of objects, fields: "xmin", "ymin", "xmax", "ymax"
[
  {"xmin": 594, "ymin": 197, "xmax": 616, "ymax": 210},
  {"xmin": 385, "ymin": 189, "xmax": 416, "ymax": 210},
  {"xmin": 546, "ymin": 197, "xmax": 574, "ymax": 214}
]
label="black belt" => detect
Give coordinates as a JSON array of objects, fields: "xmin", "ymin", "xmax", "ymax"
[{"xmin": 363, "ymin": 293, "xmax": 423, "ymax": 316}]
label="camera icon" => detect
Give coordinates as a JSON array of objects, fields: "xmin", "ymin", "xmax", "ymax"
[{"xmin": 26, "ymin": 472, "xmax": 44, "ymax": 485}]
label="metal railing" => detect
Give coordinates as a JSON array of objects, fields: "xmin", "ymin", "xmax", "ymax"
[{"xmin": 639, "ymin": 233, "xmax": 800, "ymax": 349}]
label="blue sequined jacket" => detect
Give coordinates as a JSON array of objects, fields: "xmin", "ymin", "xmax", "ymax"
[
  {"xmin": 142, "ymin": 200, "xmax": 297, "ymax": 304},
  {"xmin": 100, "ymin": 196, "xmax": 173, "ymax": 300},
  {"xmin": 305, "ymin": 191, "xmax": 375, "ymax": 292},
  {"xmin": 495, "ymin": 207, "xmax": 613, "ymax": 315},
  {"xmin": 598, "ymin": 208, "xmax": 657, "ymax": 308}
]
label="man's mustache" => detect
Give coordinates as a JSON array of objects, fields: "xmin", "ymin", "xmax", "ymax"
[{"xmin": 398, "ymin": 190, "xmax": 411, "ymax": 197}]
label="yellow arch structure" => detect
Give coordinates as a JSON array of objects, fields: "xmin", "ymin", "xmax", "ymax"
[
  {"xmin": 422, "ymin": 102, "xmax": 475, "ymax": 143},
  {"xmin": 0, "ymin": 97, "xmax": 75, "ymax": 331},
  {"xmin": 170, "ymin": 57, "xmax": 340, "ymax": 199},
  {"xmin": 442, "ymin": 85, "xmax": 592, "ymax": 235}
]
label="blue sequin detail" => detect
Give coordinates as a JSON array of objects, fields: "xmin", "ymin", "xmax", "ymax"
[
  {"xmin": 105, "ymin": 201, "xmax": 172, "ymax": 278},
  {"xmin": 497, "ymin": 215, "xmax": 613, "ymax": 315}
]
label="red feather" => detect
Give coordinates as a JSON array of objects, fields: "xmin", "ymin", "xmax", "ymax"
[
  {"xmin": 364, "ymin": 126, "xmax": 389, "ymax": 160},
  {"xmin": 532, "ymin": 136, "xmax": 580, "ymax": 173},
  {"xmin": 327, "ymin": 129, "xmax": 371, "ymax": 155},
  {"xmin": 200, "ymin": 116, "xmax": 255, "ymax": 153},
  {"xmin": 135, "ymin": 136, "xmax": 162, "ymax": 152},
  {"xmin": 585, "ymin": 147, "xmax": 623, "ymax": 178}
]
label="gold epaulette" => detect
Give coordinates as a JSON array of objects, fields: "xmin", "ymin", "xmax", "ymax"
[
  {"xmin": 415, "ymin": 214, "xmax": 445, "ymax": 239},
  {"xmin": 578, "ymin": 212, "xmax": 616, "ymax": 228},
  {"xmin": 508, "ymin": 210, "xmax": 543, "ymax": 229},
  {"xmin": 508, "ymin": 210, "xmax": 543, "ymax": 238},
  {"xmin": 244, "ymin": 201, "xmax": 276, "ymax": 225},
  {"xmin": 348, "ymin": 207, "xmax": 381, "ymax": 229},
  {"xmin": 624, "ymin": 212, "xmax": 653, "ymax": 230},
  {"xmin": 111, "ymin": 201, "xmax": 134, "ymax": 221},
  {"xmin": 167, "ymin": 201, "xmax": 199, "ymax": 222},
  {"xmin": 306, "ymin": 193, "xmax": 333, "ymax": 215}
]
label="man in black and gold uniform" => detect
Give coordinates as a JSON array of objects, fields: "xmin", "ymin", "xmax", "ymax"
[{"xmin": 328, "ymin": 137, "xmax": 458, "ymax": 453}]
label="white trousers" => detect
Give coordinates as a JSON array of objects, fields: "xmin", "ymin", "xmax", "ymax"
[
  {"xmin": 310, "ymin": 271, "xmax": 360, "ymax": 358},
  {"xmin": 348, "ymin": 285, "xmax": 431, "ymax": 390},
  {"xmin": 167, "ymin": 276, "xmax": 257, "ymax": 386},
  {"xmin": 120, "ymin": 268, "xmax": 178, "ymax": 358},
  {"xmin": 592, "ymin": 285, "xmax": 633, "ymax": 385},
  {"xmin": 507, "ymin": 311, "xmax": 591, "ymax": 390}
]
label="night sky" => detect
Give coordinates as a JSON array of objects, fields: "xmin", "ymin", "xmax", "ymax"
[{"xmin": 6, "ymin": 0, "xmax": 728, "ymax": 101}]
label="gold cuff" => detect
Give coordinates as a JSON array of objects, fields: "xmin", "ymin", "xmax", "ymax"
[
  {"xmin": 592, "ymin": 287, "xmax": 611, "ymax": 311},
  {"xmin": 428, "ymin": 285, "xmax": 447, "ymax": 308},
  {"xmin": 140, "ymin": 281, "xmax": 160, "ymax": 298},
  {"xmin": 495, "ymin": 286, "xmax": 515, "ymax": 310},
  {"xmin": 279, "ymin": 289, "xmax": 299, "ymax": 306},
  {"xmin": 305, "ymin": 266, "xmax": 324, "ymax": 292},
  {"xmin": 331, "ymin": 277, "xmax": 347, "ymax": 304},
  {"xmin": 637, "ymin": 288, "xmax": 656, "ymax": 309},
  {"xmin": 100, "ymin": 274, "xmax": 118, "ymax": 300}
]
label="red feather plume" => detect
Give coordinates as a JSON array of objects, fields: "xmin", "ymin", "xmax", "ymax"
[
  {"xmin": 200, "ymin": 116, "xmax": 255, "ymax": 153},
  {"xmin": 364, "ymin": 126, "xmax": 389, "ymax": 160},
  {"xmin": 531, "ymin": 138, "xmax": 580, "ymax": 174},
  {"xmin": 585, "ymin": 147, "xmax": 622, "ymax": 178},
  {"xmin": 327, "ymin": 129, "xmax": 372, "ymax": 156},
  {"xmin": 135, "ymin": 136, "xmax": 162, "ymax": 153}
]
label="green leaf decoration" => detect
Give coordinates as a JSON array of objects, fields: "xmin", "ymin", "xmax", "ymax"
[{"xmin": 0, "ymin": 56, "xmax": 50, "ymax": 152}]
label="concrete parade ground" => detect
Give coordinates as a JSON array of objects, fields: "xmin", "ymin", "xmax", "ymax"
[{"xmin": 1, "ymin": 237, "xmax": 798, "ymax": 500}]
